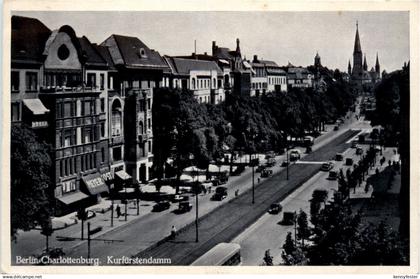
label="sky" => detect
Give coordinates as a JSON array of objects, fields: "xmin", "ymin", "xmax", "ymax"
[{"xmin": 14, "ymin": 11, "xmax": 410, "ymax": 72}]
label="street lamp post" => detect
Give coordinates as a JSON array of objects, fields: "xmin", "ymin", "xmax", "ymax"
[
  {"xmin": 286, "ymin": 146, "xmax": 289, "ymax": 180},
  {"xmin": 110, "ymin": 198, "xmax": 114, "ymax": 227},
  {"xmin": 124, "ymin": 183, "xmax": 128, "ymax": 222}
]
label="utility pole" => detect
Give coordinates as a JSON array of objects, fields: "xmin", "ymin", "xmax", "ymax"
[
  {"xmin": 252, "ymin": 161, "xmax": 255, "ymax": 204},
  {"xmin": 110, "ymin": 199, "xmax": 114, "ymax": 227},
  {"xmin": 195, "ymin": 169, "xmax": 199, "ymax": 242},
  {"xmin": 294, "ymin": 211, "xmax": 297, "ymax": 246},
  {"xmin": 87, "ymin": 222, "xmax": 91, "ymax": 259}
]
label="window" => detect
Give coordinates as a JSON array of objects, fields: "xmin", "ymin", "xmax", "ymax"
[
  {"xmin": 100, "ymin": 74, "xmax": 105, "ymax": 90},
  {"xmin": 25, "ymin": 72, "xmax": 37, "ymax": 91},
  {"xmin": 113, "ymin": 146, "xmax": 122, "ymax": 161},
  {"xmin": 64, "ymin": 130, "xmax": 72, "ymax": 147},
  {"xmin": 192, "ymin": 78, "xmax": 196, "ymax": 89},
  {"xmin": 147, "ymin": 118, "xmax": 151, "ymax": 130},
  {"xmin": 11, "ymin": 71, "xmax": 19, "ymax": 92},
  {"xmin": 83, "ymin": 128, "xmax": 92, "ymax": 144},
  {"xmin": 87, "ymin": 73, "xmax": 96, "ymax": 88},
  {"xmin": 147, "ymin": 99, "xmax": 151, "ymax": 110},
  {"xmin": 108, "ymin": 75, "xmax": 114, "ymax": 90},
  {"xmin": 139, "ymin": 121, "xmax": 144, "ymax": 134},
  {"xmin": 101, "ymin": 147, "xmax": 105, "ymax": 163},
  {"xmin": 100, "ymin": 122, "xmax": 105, "ymax": 138},
  {"xmin": 62, "ymin": 180, "xmax": 76, "ymax": 193},
  {"xmin": 83, "ymin": 100, "xmax": 93, "ymax": 116},
  {"xmin": 64, "ymin": 102, "xmax": 72, "ymax": 118},
  {"xmin": 100, "ymin": 98, "xmax": 105, "ymax": 113},
  {"xmin": 112, "ymin": 105, "xmax": 122, "ymax": 136},
  {"xmin": 148, "ymin": 141, "xmax": 151, "ymax": 154},
  {"xmin": 57, "ymin": 44, "xmax": 70, "ymax": 60},
  {"xmin": 11, "ymin": 103, "xmax": 20, "ymax": 121},
  {"xmin": 213, "ymin": 78, "xmax": 216, "ymax": 88},
  {"xmin": 200, "ymin": 80, "xmax": 203, "ymax": 88}
]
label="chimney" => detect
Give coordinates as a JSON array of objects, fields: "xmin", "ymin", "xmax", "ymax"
[
  {"xmin": 212, "ymin": 41, "xmax": 217, "ymax": 55},
  {"xmin": 253, "ymin": 55, "xmax": 258, "ymax": 62}
]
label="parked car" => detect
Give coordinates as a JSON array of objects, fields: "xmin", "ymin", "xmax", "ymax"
[
  {"xmin": 321, "ymin": 161, "xmax": 334, "ymax": 171},
  {"xmin": 261, "ymin": 169, "xmax": 273, "ymax": 178},
  {"xmin": 265, "ymin": 151, "xmax": 276, "ymax": 159},
  {"xmin": 256, "ymin": 165, "xmax": 266, "ymax": 173},
  {"xmin": 356, "ymin": 147, "xmax": 363, "ymax": 155},
  {"xmin": 328, "ymin": 170, "xmax": 338, "ymax": 180},
  {"xmin": 173, "ymin": 194, "xmax": 189, "ymax": 202},
  {"xmin": 281, "ymin": 160, "xmax": 290, "ymax": 167},
  {"xmin": 177, "ymin": 201, "xmax": 192, "ymax": 213},
  {"xmin": 289, "ymin": 149, "xmax": 301, "ymax": 161},
  {"xmin": 231, "ymin": 165, "xmax": 245, "ymax": 176},
  {"xmin": 333, "ymin": 125, "xmax": 339, "ymax": 131},
  {"xmin": 374, "ymin": 145, "xmax": 381, "ymax": 152},
  {"xmin": 335, "ymin": 153, "xmax": 344, "ymax": 161},
  {"xmin": 268, "ymin": 203, "xmax": 283, "ymax": 214},
  {"xmin": 345, "ymin": 158, "xmax": 354, "ymax": 166},
  {"xmin": 152, "ymin": 200, "xmax": 171, "ymax": 212},
  {"xmin": 351, "ymin": 141, "xmax": 358, "ymax": 148},
  {"xmin": 211, "ymin": 186, "xmax": 228, "ymax": 201},
  {"xmin": 266, "ymin": 157, "xmax": 276, "ymax": 167}
]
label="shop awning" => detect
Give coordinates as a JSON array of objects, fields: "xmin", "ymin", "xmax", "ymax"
[
  {"xmin": 115, "ymin": 170, "xmax": 132, "ymax": 181},
  {"xmin": 23, "ymin": 99, "xmax": 49, "ymax": 115},
  {"xmin": 82, "ymin": 173, "xmax": 109, "ymax": 195},
  {"xmin": 57, "ymin": 191, "xmax": 89, "ymax": 205}
]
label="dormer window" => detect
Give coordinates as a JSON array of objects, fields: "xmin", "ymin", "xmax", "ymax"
[{"xmin": 138, "ymin": 48, "xmax": 147, "ymax": 58}]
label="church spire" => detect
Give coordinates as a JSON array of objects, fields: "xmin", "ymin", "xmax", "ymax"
[
  {"xmin": 363, "ymin": 54, "xmax": 368, "ymax": 71},
  {"xmin": 236, "ymin": 38, "xmax": 241, "ymax": 55},
  {"xmin": 375, "ymin": 52, "xmax": 380, "ymax": 73},
  {"xmin": 348, "ymin": 59, "xmax": 352, "ymax": 75},
  {"xmin": 353, "ymin": 21, "xmax": 362, "ymax": 54}
]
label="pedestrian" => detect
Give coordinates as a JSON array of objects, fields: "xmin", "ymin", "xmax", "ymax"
[
  {"xmin": 171, "ymin": 225, "xmax": 177, "ymax": 239},
  {"xmin": 116, "ymin": 204, "xmax": 121, "ymax": 218},
  {"xmin": 258, "ymin": 177, "xmax": 261, "ymax": 184}
]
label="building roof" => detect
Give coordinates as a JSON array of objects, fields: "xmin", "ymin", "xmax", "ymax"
[
  {"xmin": 266, "ymin": 68, "xmax": 286, "ymax": 75},
  {"xmin": 11, "ymin": 15, "xmax": 52, "ymax": 64},
  {"xmin": 94, "ymin": 44, "xmax": 116, "ymax": 70},
  {"xmin": 164, "ymin": 56, "xmax": 222, "ymax": 75},
  {"xmin": 101, "ymin": 34, "xmax": 168, "ymax": 69},
  {"xmin": 78, "ymin": 36, "xmax": 108, "ymax": 68}
]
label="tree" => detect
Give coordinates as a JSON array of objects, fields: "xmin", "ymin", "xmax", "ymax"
[
  {"xmin": 11, "ymin": 124, "xmax": 53, "ymax": 239},
  {"xmin": 297, "ymin": 210, "xmax": 310, "ymax": 246},
  {"xmin": 263, "ymin": 249, "xmax": 273, "ymax": 266},
  {"xmin": 283, "ymin": 232, "xmax": 296, "ymax": 255}
]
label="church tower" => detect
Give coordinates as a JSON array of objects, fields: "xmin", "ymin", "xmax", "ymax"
[
  {"xmin": 352, "ymin": 21, "xmax": 363, "ymax": 78},
  {"xmin": 375, "ymin": 53, "xmax": 380, "ymax": 75}
]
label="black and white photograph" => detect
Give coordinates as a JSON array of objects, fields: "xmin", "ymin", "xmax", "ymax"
[{"xmin": 2, "ymin": 0, "xmax": 419, "ymax": 275}]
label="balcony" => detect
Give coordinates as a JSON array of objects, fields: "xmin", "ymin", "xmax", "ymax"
[
  {"xmin": 110, "ymin": 135, "xmax": 124, "ymax": 146},
  {"xmin": 40, "ymin": 86, "xmax": 101, "ymax": 94},
  {"xmin": 125, "ymin": 88, "xmax": 152, "ymax": 99}
]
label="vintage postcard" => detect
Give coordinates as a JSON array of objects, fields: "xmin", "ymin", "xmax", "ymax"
[{"xmin": 1, "ymin": 0, "xmax": 419, "ymax": 276}]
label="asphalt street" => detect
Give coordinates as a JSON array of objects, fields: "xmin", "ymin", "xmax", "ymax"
[{"xmin": 134, "ymin": 129, "xmax": 359, "ymax": 265}]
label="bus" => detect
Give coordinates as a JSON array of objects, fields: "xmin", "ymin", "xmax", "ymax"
[{"xmin": 191, "ymin": 243, "xmax": 241, "ymax": 266}]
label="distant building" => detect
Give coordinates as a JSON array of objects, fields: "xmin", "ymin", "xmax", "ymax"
[
  {"xmin": 163, "ymin": 56, "xmax": 225, "ymax": 104},
  {"xmin": 348, "ymin": 22, "xmax": 381, "ymax": 92},
  {"xmin": 212, "ymin": 39, "xmax": 252, "ymax": 97},
  {"xmin": 286, "ymin": 63, "xmax": 314, "ymax": 89}
]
